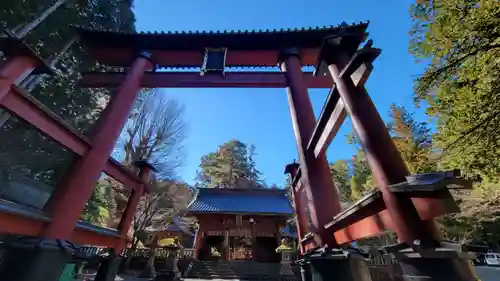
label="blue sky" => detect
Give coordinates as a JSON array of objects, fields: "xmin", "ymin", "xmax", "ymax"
[{"xmin": 132, "ymin": 0, "xmax": 427, "ymax": 187}]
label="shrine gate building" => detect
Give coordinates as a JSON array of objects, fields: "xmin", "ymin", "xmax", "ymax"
[{"xmin": 186, "ymin": 188, "xmax": 293, "ymax": 263}]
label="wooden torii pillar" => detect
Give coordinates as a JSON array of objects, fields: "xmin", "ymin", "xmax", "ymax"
[
  {"xmin": 321, "ymin": 36, "xmax": 476, "ymax": 281},
  {"xmin": 94, "ymin": 161, "xmax": 157, "ymax": 281},
  {"xmin": 282, "ymin": 33, "xmax": 477, "ymax": 281},
  {"xmin": 0, "ymin": 32, "xmax": 156, "ymax": 280},
  {"xmin": 279, "ymin": 48, "xmax": 341, "ymax": 249}
]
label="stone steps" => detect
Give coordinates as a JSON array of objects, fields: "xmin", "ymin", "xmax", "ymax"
[{"xmin": 187, "ymin": 261, "xmax": 282, "ymax": 280}]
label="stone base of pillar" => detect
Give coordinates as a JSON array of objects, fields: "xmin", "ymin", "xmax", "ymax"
[
  {"xmin": 299, "ymin": 263, "xmax": 312, "ymax": 281},
  {"xmin": 301, "ymin": 249, "xmax": 373, "ymax": 281},
  {"xmin": 138, "ymin": 261, "xmax": 156, "ymax": 279},
  {"xmin": 94, "ymin": 255, "xmax": 124, "ymax": 281},
  {"xmin": 388, "ymin": 244, "xmax": 479, "ymax": 281},
  {"xmin": 398, "ymin": 257, "xmax": 477, "ymax": 281},
  {"xmin": 0, "ymin": 237, "xmax": 75, "ymax": 281}
]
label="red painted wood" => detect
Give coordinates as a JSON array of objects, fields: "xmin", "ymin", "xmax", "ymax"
[
  {"xmin": 87, "ymin": 47, "xmax": 320, "ymax": 68},
  {"xmin": 113, "ymin": 188, "xmax": 142, "ymax": 255},
  {"xmin": 332, "ymin": 195, "xmax": 456, "ymax": 245},
  {"xmin": 116, "ymin": 168, "xmax": 150, "ymax": 234},
  {"xmin": 2, "ymin": 87, "xmax": 91, "ymax": 155},
  {"xmin": 193, "ymin": 219, "xmax": 207, "ymax": 260},
  {"xmin": 334, "ymin": 210, "xmax": 393, "ymax": 244},
  {"xmin": 326, "ymin": 189, "xmax": 459, "ymax": 244},
  {"xmin": 70, "ymin": 228, "xmax": 121, "ymax": 248},
  {"xmin": 286, "ymin": 164, "xmax": 307, "ymax": 254},
  {"xmin": 104, "ymin": 159, "xmax": 143, "ymax": 191},
  {"xmin": 0, "ymin": 211, "xmax": 45, "ymax": 237},
  {"xmin": 1, "ymin": 87, "xmax": 142, "ymax": 191},
  {"xmin": 290, "ymin": 188, "xmax": 306, "ymax": 254},
  {"xmin": 80, "ymin": 71, "xmax": 333, "ymax": 89},
  {"xmin": 327, "ymin": 55, "xmax": 437, "ymax": 244},
  {"xmin": 0, "ymin": 210, "xmax": 120, "ymax": 248},
  {"xmin": 41, "ymin": 56, "xmax": 153, "ymax": 239},
  {"xmin": 280, "ymin": 54, "xmax": 340, "ymax": 247},
  {"xmin": 0, "ymin": 56, "xmax": 37, "ymax": 101}
]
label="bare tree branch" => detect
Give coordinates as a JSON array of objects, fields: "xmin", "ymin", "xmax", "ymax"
[{"xmin": 117, "ymin": 88, "xmax": 187, "ymax": 179}]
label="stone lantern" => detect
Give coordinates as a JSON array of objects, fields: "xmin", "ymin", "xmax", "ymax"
[{"xmin": 276, "ymin": 238, "xmax": 295, "ymax": 278}]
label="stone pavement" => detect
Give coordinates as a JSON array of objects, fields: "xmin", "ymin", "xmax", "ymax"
[
  {"xmin": 75, "ymin": 271, "xmax": 148, "ymax": 281},
  {"xmin": 476, "ymin": 266, "xmax": 500, "ymax": 281},
  {"xmin": 78, "ymin": 266, "xmax": 500, "ymax": 281}
]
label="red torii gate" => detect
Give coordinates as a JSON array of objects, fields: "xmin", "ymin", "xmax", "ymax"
[
  {"xmin": 0, "ymin": 33, "xmax": 155, "ymax": 281},
  {"xmin": 0, "ymin": 21, "xmax": 476, "ymax": 281},
  {"xmin": 74, "ymin": 23, "xmax": 476, "ymax": 280}
]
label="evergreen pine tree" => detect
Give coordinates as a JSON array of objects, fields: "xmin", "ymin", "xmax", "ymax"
[{"xmin": 196, "ymin": 140, "xmax": 263, "ymax": 188}]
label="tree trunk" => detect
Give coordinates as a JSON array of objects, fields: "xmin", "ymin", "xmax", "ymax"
[
  {"xmin": 0, "ymin": 36, "xmax": 78, "ymax": 129},
  {"xmin": 24, "ymin": 36, "xmax": 77, "ymax": 92},
  {"xmin": 12, "ymin": 0, "xmax": 72, "ymax": 38}
]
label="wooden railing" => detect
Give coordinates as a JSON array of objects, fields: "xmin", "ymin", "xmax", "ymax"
[{"xmin": 125, "ymin": 247, "xmax": 194, "ymax": 258}]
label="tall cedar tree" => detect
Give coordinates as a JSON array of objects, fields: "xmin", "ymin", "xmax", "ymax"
[
  {"xmin": 340, "ymin": 105, "xmax": 435, "ymax": 201},
  {"xmin": 196, "ymin": 140, "xmax": 262, "ymax": 188},
  {"xmin": 387, "ymin": 104, "xmax": 435, "ymax": 174}
]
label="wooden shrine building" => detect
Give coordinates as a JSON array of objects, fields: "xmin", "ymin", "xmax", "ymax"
[
  {"xmin": 187, "ymin": 188, "xmax": 293, "ymax": 263},
  {"xmin": 146, "ymin": 216, "xmax": 195, "ymax": 248}
]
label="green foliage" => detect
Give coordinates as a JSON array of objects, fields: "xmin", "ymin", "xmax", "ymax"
[
  {"xmin": 330, "ymin": 160, "xmax": 351, "ymax": 202},
  {"xmin": 387, "ymin": 104, "xmax": 436, "ymax": 174},
  {"xmin": 196, "ymin": 140, "xmax": 263, "ymax": 188},
  {"xmin": 438, "ymin": 180, "xmax": 500, "ymax": 246},
  {"xmin": 81, "ymin": 182, "xmax": 109, "ymax": 224},
  {"xmin": 409, "ymin": 0, "xmax": 500, "ymax": 179},
  {"xmin": 332, "ymin": 105, "xmax": 434, "ymax": 203},
  {"xmin": 408, "ymin": 0, "xmax": 500, "ymax": 247}
]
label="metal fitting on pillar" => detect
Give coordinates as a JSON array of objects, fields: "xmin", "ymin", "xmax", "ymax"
[
  {"xmin": 133, "ymin": 159, "xmax": 158, "ymax": 178},
  {"xmin": 284, "ymin": 161, "xmax": 300, "ymax": 180},
  {"xmin": 136, "ymin": 50, "xmax": 157, "ymax": 72},
  {"xmin": 133, "ymin": 160, "xmax": 158, "ymax": 193},
  {"xmin": 277, "ymin": 47, "xmax": 301, "ymax": 66},
  {"xmin": 315, "ymin": 34, "xmax": 365, "ymax": 76}
]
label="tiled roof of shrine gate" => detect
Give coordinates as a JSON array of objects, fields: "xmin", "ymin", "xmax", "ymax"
[
  {"xmin": 73, "ymin": 21, "xmax": 369, "ymax": 68},
  {"xmin": 186, "ymin": 188, "xmax": 293, "ymax": 216}
]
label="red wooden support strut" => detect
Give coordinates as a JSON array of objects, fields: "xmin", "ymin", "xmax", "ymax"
[
  {"xmin": 0, "ymin": 56, "xmax": 37, "ymax": 100},
  {"xmin": 284, "ymin": 162, "xmax": 306, "ymax": 254},
  {"xmin": 321, "ymin": 40, "xmax": 477, "ymax": 281},
  {"xmin": 1, "ymin": 85, "xmax": 145, "ymax": 191},
  {"xmin": 41, "ymin": 52, "xmax": 154, "ymax": 239},
  {"xmin": 113, "ymin": 161, "xmax": 155, "ymax": 255},
  {"xmin": 193, "ymin": 223, "xmax": 204, "ymax": 260},
  {"xmin": 325, "ymin": 49, "xmax": 435, "ymax": 245},
  {"xmin": 279, "ymin": 48, "xmax": 340, "ymax": 247}
]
